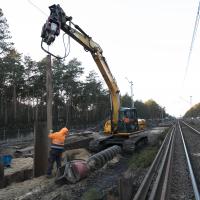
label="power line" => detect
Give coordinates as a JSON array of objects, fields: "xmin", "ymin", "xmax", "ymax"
[
  {"xmin": 27, "ymin": 0, "xmax": 47, "ymax": 16},
  {"xmin": 183, "ymin": 1, "xmax": 200, "ymax": 85}
]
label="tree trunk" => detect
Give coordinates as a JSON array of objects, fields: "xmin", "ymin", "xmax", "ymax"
[
  {"xmin": 35, "ymin": 98, "xmax": 39, "ymax": 122},
  {"xmin": 13, "ymin": 85, "xmax": 17, "ymax": 122},
  {"xmin": 27, "ymin": 98, "xmax": 30, "ymax": 124},
  {"xmin": 4, "ymin": 100, "xmax": 8, "ymax": 125},
  {"xmin": 0, "ymin": 96, "xmax": 3, "ymax": 123},
  {"xmin": 65, "ymin": 97, "xmax": 69, "ymax": 126}
]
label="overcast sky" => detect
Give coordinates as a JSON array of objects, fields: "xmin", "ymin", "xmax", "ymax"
[{"xmin": 1, "ymin": 0, "xmax": 200, "ymax": 117}]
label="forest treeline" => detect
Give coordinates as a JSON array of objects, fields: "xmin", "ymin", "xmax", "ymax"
[
  {"xmin": 184, "ymin": 103, "xmax": 200, "ymax": 118},
  {"xmin": 0, "ymin": 8, "xmax": 169, "ymax": 129}
]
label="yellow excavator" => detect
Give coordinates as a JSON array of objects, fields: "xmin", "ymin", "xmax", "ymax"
[{"xmin": 41, "ymin": 4, "xmax": 147, "ymax": 152}]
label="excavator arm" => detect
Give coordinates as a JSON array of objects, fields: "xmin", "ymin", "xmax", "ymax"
[{"xmin": 41, "ymin": 4, "xmax": 120, "ymax": 133}]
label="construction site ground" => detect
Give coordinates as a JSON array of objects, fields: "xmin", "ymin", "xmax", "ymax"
[{"xmin": 0, "ymin": 126, "xmax": 168, "ymax": 200}]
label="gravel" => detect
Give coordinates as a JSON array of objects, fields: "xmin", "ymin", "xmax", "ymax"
[
  {"xmin": 181, "ymin": 122, "xmax": 200, "ymax": 191},
  {"xmin": 169, "ymin": 124, "xmax": 194, "ymax": 200}
]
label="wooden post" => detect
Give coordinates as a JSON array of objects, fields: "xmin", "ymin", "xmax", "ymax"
[
  {"xmin": 119, "ymin": 176, "xmax": 135, "ymax": 200},
  {"xmin": 46, "ymin": 54, "xmax": 53, "ymax": 134},
  {"xmin": 46, "ymin": 54, "xmax": 53, "ymax": 173},
  {"xmin": 33, "ymin": 55, "xmax": 53, "ymax": 177},
  {"xmin": 34, "ymin": 122, "xmax": 48, "ymax": 177},
  {"xmin": 3, "ymin": 128, "xmax": 5, "ymax": 142},
  {"xmin": 0, "ymin": 157, "xmax": 4, "ymax": 188}
]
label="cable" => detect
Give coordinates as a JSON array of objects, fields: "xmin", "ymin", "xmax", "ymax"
[
  {"xmin": 62, "ymin": 32, "xmax": 71, "ymax": 60},
  {"xmin": 41, "ymin": 19, "xmax": 72, "ymax": 60},
  {"xmin": 59, "ymin": 21, "xmax": 71, "ymax": 60},
  {"xmin": 183, "ymin": 1, "xmax": 200, "ymax": 85},
  {"xmin": 28, "ymin": 0, "xmax": 48, "ymax": 16},
  {"xmin": 27, "ymin": 0, "xmax": 48, "ymax": 16}
]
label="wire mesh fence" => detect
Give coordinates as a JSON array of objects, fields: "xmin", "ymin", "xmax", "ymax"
[
  {"xmin": 0, "ymin": 128, "xmax": 34, "ymax": 144},
  {"xmin": 0, "ymin": 120, "xmax": 103, "ymax": 145}
]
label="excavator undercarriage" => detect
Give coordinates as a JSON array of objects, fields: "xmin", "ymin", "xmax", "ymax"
[{"xmin": 89, "ymin": 132, "xmax": 148, "ymax": 153}]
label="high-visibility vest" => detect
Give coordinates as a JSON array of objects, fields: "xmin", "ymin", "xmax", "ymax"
[{"xmin": 48, "ymin": 127, "xmax": 69, "ymax": 149}]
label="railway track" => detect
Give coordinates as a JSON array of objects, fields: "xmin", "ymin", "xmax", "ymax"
[
  {"xmin": 179, "ymin": 120, "xmax": 200, "ymax": 199},
  {"xmin": 133, "ymin": 121, "xmax": 200, "ymax": 200}
]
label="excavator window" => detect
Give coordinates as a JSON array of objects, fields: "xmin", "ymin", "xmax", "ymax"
[{"xmin": 130, "ymin": 109, "xmax": 138, "ymax": 120}]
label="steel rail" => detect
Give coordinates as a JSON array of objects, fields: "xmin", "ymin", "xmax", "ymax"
[
  {"xmin": 149, "ymin": 125, "xmax": 175, "ymax": 200},
  {"xmin": 178, "ymin": 121, "xmax": 200, "ymax": 200},
  {"xmin": 159, "ymin": 125, "xmax": 175, "ymax": 200},
  {"xmin": 133, "ymin": 126, "xmax": 174, "ymax": 200}
]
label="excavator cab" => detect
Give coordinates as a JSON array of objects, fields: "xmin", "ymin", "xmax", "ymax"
[
  {"xmin": 118, "ymin": 107, "xmax": 139, "ymax": 132},
  {"xmin": 104, "ymin": 107, "xmax": 139, "ymax": 134}
]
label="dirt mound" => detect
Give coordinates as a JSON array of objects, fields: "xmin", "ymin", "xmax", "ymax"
[{"xmin": 63, "ymin": 148, "xmax": 91, "ymax": 161}]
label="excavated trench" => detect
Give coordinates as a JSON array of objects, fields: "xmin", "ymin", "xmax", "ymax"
[
  {"xmin": 0, "ymin": 152, "xmax": 147, "ymax": 200},
  {"xmin": 0, "ymin": 136, "xmax": 93, "ymax": 188}
]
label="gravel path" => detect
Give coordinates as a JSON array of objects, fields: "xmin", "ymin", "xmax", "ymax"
[{"xmin": 169, "ymin": 124, "xmax": 194, "ymax": 200}]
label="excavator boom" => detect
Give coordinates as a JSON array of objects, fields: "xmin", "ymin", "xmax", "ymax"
[
  {"xmin": 41, "ymin": 4, "xmax": 120, "ymax": 132},
  {"xmin": 41, "ymin": 4, "xmax": 148, "ymax": 152}
]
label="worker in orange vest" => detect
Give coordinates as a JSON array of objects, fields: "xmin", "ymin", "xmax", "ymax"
[
  {"xmin": 123, "ymin": 113, "xmax": 130, "ymax": 132},
  {"xmin": 46, "ymin": 127, "xmax": 69, "ymax": 177}
]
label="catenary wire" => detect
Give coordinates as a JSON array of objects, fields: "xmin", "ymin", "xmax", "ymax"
[
  {"xmin": 183, "ymin": 1, "xmax": 200, "ymax": 85},
  {"xmin": 27, "ymin": 0, "xmax": 48, "ymax": 16}
]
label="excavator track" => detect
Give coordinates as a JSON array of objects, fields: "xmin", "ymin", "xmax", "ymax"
[{"xmin": 89, "ymin": 133, "xmax": 148, "ymax": 153}]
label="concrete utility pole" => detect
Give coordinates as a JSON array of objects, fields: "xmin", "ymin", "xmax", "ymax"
[
  {"xmin": 125, "ymin": 77, "xmax": 134, "ymax": 108},
  {"xmin": 34, "ymin": 55, "xmax": 53, "ymax": 177},
  {"xmin": 190, "ymin": 96, "xmax": 192, "ymax": 107},
  {"xmin": 161, "ymin": 107, "xmax": 165, "ymax": 122}
]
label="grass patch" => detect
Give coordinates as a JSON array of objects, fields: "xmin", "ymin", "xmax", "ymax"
[
  {"xmin": 82, "ymin": 187, "xmax": 102, "ymax": 200},
  {"xmin": 128, "ymin": 146, "xmax": 158, "ymax": 169},
  {"xmin": 128, "ymin": 128, "xmax": 170, "ymax": 169},
  {"xmin": 128, "ymin": 127, "xmax": 171, "ymax": 169},
  {"xmin": 158, "ymin": 128, "xmax": 169, "ymax": 141}
]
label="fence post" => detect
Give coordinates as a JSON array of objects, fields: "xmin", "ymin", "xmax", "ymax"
[
  {"xmin": 32, "ymin": 129, "xmax": 34, "ymax": 140},
  {"xmin": 0, "ymin": 158, "xmax": 4, "ymax": 188},
  {"xmin": 17, "ymin": 129, "xmax": 19, "ymax": 142},
  {"xmin": 3, "ymin": 128, "xmax": 5, "ymax": 142},
  {"xmin": 20, "ymin": 129, "xmax": 23, "ymax": 142},
  {"xmin": 119, "ymin": 176, "xmax": 135, "ymax": 200}
]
